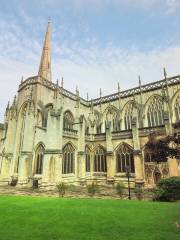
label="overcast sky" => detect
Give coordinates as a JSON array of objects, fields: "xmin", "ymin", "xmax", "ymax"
[{"xmin": 1, "ymin": 0, "xmax": 180, "ymax": 121}]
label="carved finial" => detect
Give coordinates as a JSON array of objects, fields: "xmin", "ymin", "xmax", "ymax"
[
  {"xmin": 61, "ymin": 77, "xmax": 64, "ymax": 88},
  {"xmin": 132, "ymin": 91, "xmax": 135, "ymax": 101},
  {"xmin": 56, "ymin": 78, "xmax": 59, "ymax": 86},
  {"xmin": 13, "ymin": 95, "xmax": 16, "ymax": 105},
  {"xmin": 118, "ymin": 82, "xmax": 120, "ymax": 93},
  {"xmin": 48, "ymin": 16, "xmax": 51, "ymax": 23},
  {"xmin": 6, "ymin": 101, "xmax": 10, "ymax": 110},
  {"xmin": 87, "ymin": 92, "xmax": 89, "ymax": 101},
  {"xmin": 100, "ymin": 88, "xmax": 102, "ymax": 98},
  {"xmin": 30, "ymin": 87, "xmax": 33, "ymax": 99},
  {"xmin": 21, "ymin": 76, "xmax": 23, "ymax": 83},
  {"xmin": 164, "ymin": 67, "xmax": 167, "ymax": 80},
  {"xmin": 76, "ymin": 85, "xmax": 79, "ymax": 96},
  {"xmin": 91, "ymin": 99, "xmax": 94, "ymax": 112},
  {"xmin": 139, "ymin": 75, "xmax": 141, "ymax": 86}
]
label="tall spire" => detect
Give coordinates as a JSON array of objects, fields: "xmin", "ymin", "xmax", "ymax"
[{"xmin": 38, "ymin": 19, "xmax": 51, "ymax": 81}]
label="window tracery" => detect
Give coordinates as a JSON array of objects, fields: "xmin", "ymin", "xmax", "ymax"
[
  {"xmin": 62, "ymin": 143, "xmax": 75, "ymax": 174},
  {"xmin": 63, "ymin": 111, "xmax": 74, "ymax": 130},
  {"xmin": 116, "ymin": 144, "xmax": 135, "ymax": 173},
  {"xmin": 124, "ymin": 102, "xmax": 134, "ymax": 130},
  {"xmin": 174, "ymin": 94, "xmax": 180, "ymax": 121},
  {"xmin": 105, "ymin": 107, "xmax": 120, "ymax": 131},
  {"xmin": 147, "ymin": 96, "xmax": 164, "ymax": 127},
  {"xmin": 35, "ymin": 145, "xmax": 44, "ymax": 174},
  {"xmin": 94, "ymin": 146, "xmax": 107, "ymax": 172},
  {"xmin": 85, "ymin": 146, "xmax": 91, "ymax": 172}
]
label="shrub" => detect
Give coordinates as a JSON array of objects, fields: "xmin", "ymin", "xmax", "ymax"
[
  {"xmin": 116, "ymin": 182, "xmax": 125, "ymax": 199},
  {"xmin": 153, "ymin": 177, "xmax": 180, "ymax": 202},
  {"xmin": 56, "ymin": 182, "xmax": 67, "ymax": 197},
  {"xmin": 87, "ymin": 182, "xmax": 98, "ymax": 197},
  {"xmin": 134, "ymin": 185, "xmax": 144, "ymax": 200}
]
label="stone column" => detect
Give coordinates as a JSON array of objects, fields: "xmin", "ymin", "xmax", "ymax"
[
  {"xmin": 106, "ymin": 122, "xmax": 115, "ymax": 183},
  {"xmin": 77, "ymin": 151, "xmax": 85, "ymax": 182},
  {"xmin": 77, "ymin": 116, "xmax": 85, "ymax": 183},
  {"xmin": 132, "ymin": 120, "xmax": 144, "ymax": 184},
  {"xmin": 106, "ymin": 151, "xmax": 115, "ymax": 182},
  {"xmin": 134, "ymin": 150, "xmax": 144, "ymax": 183}
]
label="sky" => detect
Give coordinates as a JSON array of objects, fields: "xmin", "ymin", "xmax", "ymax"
[{"xmin": 1, "ymin": 0, "xmax": 180, "ymax": 121}]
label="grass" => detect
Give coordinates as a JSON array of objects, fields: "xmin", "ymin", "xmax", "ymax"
[{"xmin": 0, "ymin": 195, "xmax": 179, "ymax": 240}]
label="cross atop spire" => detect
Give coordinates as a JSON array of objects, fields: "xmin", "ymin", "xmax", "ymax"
[{"xmin": 38, "ymin": 20, "xmax": 52, "ymax": 82}]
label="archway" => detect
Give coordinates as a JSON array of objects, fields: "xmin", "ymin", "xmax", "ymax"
[{"xmin": 153, "ymin": 168, "xmax": 161, "ymax": 184}]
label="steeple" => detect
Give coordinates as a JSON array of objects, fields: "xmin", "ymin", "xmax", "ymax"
[{"xmin": 38, "ymin": 19, "xmax": 51, "ymax": 81}]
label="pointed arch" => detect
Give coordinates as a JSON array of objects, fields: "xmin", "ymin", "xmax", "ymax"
[
  {"xmin": 85, "ymin": 145, "xmax": 91, "ymax": 172},
  {"xmin": 122, "ymin": 101, "xmax": 135, "ymax": 130},
  {"xmin": 145, "ymin": 95, "xmax": 164, "ymax": 127},
  {"xmin": 103, "ymin": 105, "xmax": 119, "ymax": 131},
  {"xmin": 62, "ymin": 141, "xmax": 77, "ymax": 151},
  {"xmin": 94, "ymin": 144, "xmax": 107, "ymax": 172},
  {"xmin": 18, "ymin": 101, "xmax": 28, "ymax": 116},
  {"xmin": 62, "ymin": 142, "xmax": 75, "ymax": 174},
  {"xmin": 115, "ymin": 142, "xmax": 135, "ymax": 173},
  {"xmin": 63, "ymin": 110, "xmax": 74, "ymax": 130},
  {"xmin": 114, "ymin": 141, "xmax": 133, "ymax": 152},
  {"xmin": 37, "ymin": 101, "xmax": 52, "ymax": 128},
  {"xmin": 172, "ymin": 91, "xmax": 180, "ymax": 122},
  {"xmin": 34, "ymin": 143, "xmax": 45, "ymax": 174}
]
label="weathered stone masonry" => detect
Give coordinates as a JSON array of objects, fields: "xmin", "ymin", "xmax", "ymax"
[{"xmin": 0, "ymin": 21, "xmax": 179, "ymax": 189}]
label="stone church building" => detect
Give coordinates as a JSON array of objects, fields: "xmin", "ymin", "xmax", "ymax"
[{"xmin": 0, "ymin": 21, "xmax": 179, "ymax": 189}]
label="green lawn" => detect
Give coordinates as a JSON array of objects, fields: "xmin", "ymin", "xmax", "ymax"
[{"xmin": 0, "ymin": 196, "xmax": 179, "ymax": 240}]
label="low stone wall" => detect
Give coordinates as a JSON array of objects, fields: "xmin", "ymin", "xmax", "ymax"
[{"xmin": 0, "ymin": 185, "xmax": 154, "ymax": 200}]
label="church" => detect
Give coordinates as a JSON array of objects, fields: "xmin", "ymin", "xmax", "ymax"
[{"xmin": 0, "ymin": 21, "xmax": 179, "ymax": 189}]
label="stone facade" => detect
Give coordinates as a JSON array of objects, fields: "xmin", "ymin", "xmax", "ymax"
[{"xmin": 0, "ymin": 21, "xmax": 180, "ymax": 189}]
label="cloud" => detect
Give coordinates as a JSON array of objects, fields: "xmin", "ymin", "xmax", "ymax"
[
  {"xmin": 50, "ymin": 0, "xmax": 180, "ymax": 14},
  {"xmin": 0, "ymin": 1, "xmax": 180, "ymax": 122},
  {"xmin": 55, "ymin": 44, "xmax": 180, "ymax": 98}
]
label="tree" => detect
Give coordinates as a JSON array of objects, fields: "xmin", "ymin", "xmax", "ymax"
[
  {"xmin": 145, "ymin": 132, "xmax": 180, "ymax": 163},
  {"xmin": 153, "ymin": 177, "xmax": 180, "ymax": 202}
]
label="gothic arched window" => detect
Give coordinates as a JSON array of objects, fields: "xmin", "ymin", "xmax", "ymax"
[
  {"xmin": 147, "ymin": 97, "xmax": 164, "ymax": 127},
  {"xmin": 174, "ymin": 94, "xmax": 180, "ymax": 122},
  {"xmin": 116, "ymin": 144, "xmax": 135, "ymax": 173},
  {"xmin": 106, "ymin": 107, "xmax": 119, "ymax": 131},
  {"xmin": 124, "ymin": 102, "xmax": 133, "ymax": 130},
  {"xmin": 63, "ymin": 111, "xmax": 74, "ymax": 130},
  {"xmin": 85, "ymin": 146, "xmax": 91, "ymax": 172},
  {"xmin": 94, "ymin": 146, "xmax": 107, "ymax": 172},
  {"xmin": 62, "ymin": 143, "xmax": 75, "ymax": 174},
  {"xmin": 35, "ymin": 145, "xmax": 44, "ymax": 174}
]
